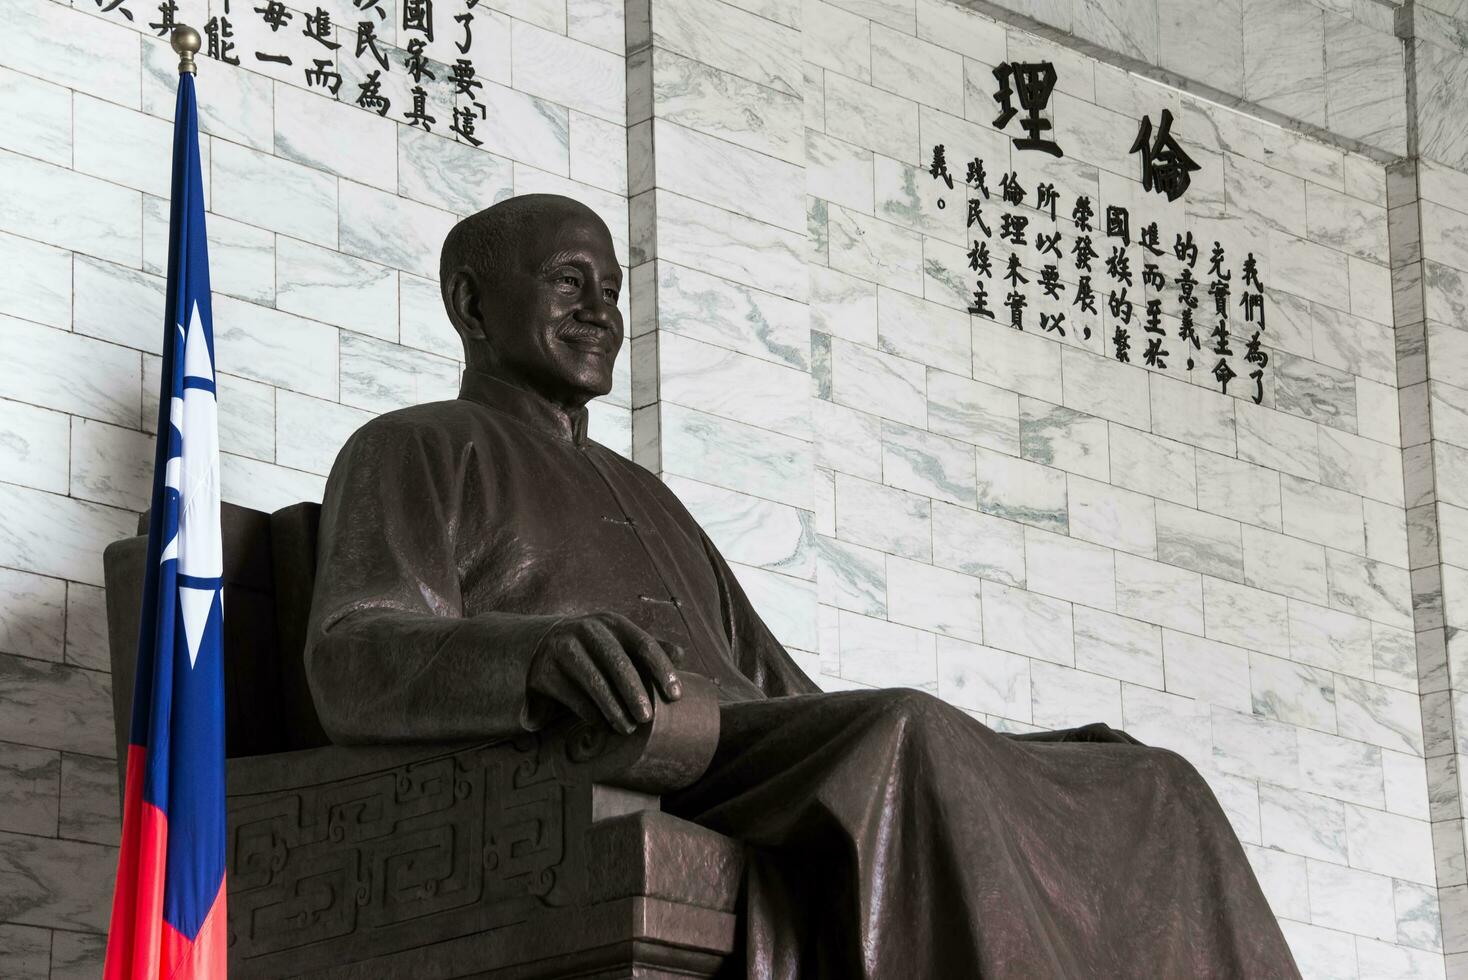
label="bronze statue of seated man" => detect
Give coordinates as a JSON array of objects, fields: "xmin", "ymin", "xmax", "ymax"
[{"xmin": 305, "ymin": 193, "xmax": 1300, "ymax": 978}]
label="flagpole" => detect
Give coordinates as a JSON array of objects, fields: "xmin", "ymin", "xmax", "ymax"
[{"xmin": 171, "ymin": 23, "xmax": 200, "ymax": 74}]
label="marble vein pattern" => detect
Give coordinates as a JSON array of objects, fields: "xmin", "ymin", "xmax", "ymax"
[
  {"xmin": 0, "ymin": 66, "xmax": 72, "ymax": 170},
  {"xmin": 817, "ymin": 534, "xmax": 888, "ymax": 616},
  {"xmin": 834, "ymin": 472, "xmax": 932, "ymax": 561},
  {"xmin": 930, "ymin": 500, "xmax": 1027, "ymax": 588}
]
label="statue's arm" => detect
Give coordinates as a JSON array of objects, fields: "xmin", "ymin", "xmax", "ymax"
[
  {"xmin": 304, "ymin": 418, "xmax": 565, "ymax": 744},
  {"xmin": 699, "ymin": 529, "xmax": 821, "ymax": 698}
]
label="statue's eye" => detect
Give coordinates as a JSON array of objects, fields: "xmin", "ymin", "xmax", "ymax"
[
  {"xmin": 556, "ymin": 274, "xmax": 581, "ymax": 289},
  {"xmin": 603, "ymin": 287, "xmax": 618, "ymax": 303}
]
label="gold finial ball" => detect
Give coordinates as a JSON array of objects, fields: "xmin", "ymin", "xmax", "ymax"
[{"xmin": 171, "ymin": 24, "xmax": 201, "ymax": 74}]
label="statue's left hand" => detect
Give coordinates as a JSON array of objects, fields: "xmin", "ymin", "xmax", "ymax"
[{"xmin": 526, "ymin": 611, "xmax": 686, "ymax": 735}]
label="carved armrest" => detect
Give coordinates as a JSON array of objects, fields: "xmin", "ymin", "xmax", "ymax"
[{"xmin": 224, "ymin": 674, "xmax": 735, "ymax": 978}]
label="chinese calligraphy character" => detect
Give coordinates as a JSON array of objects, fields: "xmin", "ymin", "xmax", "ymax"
[
  {"xmin": 992, "ymin": 62, "xmax": 1062, "ymax": 156},
  {"xmin": 1035, "ymin": 182, "xmax": 1058, "ymax": 221},
  {"xmin": 402, "ymin": 0, "xmax": 434, "ymax": 39},
  {"xmin": 405, "ymin": 37, "xmax": 436, "ymax": 82},
  {"xmin": 1109, "ymin": 287, "xmax": 1134, "ymax": 325},
  {"xmin": 967, "ymin": 240, "xmax": 993, "ymax": 278},
  {"xmin": 356, "ymin": 69, "xmax": 391, "ymax": 116},
  {"xmin": 95, "ymin": 0, "xmax": 135, "ymax": 23},
  {"xmin": 1106, "ymin": 205, "xmax": 1130, "ymax": 244},
  {"xmin": 1113, "ymin": 325, "xmax": 1131, "ymax": 362},
  {"xmin": 404, "ymin": 84, "xmax": 436, "ymax": 130},
  {"xmin": 1142, "ymin": 263, "xmax": 1166, "ymax": 290},
  {"xmin": 1105, "ymin": 247, "xmax": 1132, "ymax": 286},
  {"xmin": 255, "ymin": 0, "xmax": 291, "ymax": 30},
  {"xmin": 355, "ymin": 0, "xmax": 386, "ymax": 19},
  {"xmin": 1139, "ymin": 221, "xmax": 1164, "ymax": 257},
  {"xmin": 1143, "ymin": 336, "xmax": 1168, "ymax": 368},
  {"xmin": 455, "ymin": 11, "xmax": 474, "ymax": 53},
  {"xmin": 1072, "ymin": 196, "xmax": 1094, "ymax": 232},
  {"xmin": 356, "ymin": 20, "xmax": 388, "ymax": 70},
  {"xmin": 969, "ymin": 281, "xmax": 995, "ymax": 318},
  {"xmin": 1213, "ymin": 357, "xmax": 1236, "ymax": 393},
  {"xmin": 303, "ymin": 8, "xmax": 341, "ymax": 48},
  {"xmin": 1005, "ymin": 289, "xmax": 1028, "ymax": 329},
  {"xmin": 304, "ymin": 58, "xmax": 342, "ymax": 95},
  {"xmin": 1004, "ymin": 253, "xmax": 1029, "ymax": 287},
  {"xmin": 204, "ymin": 15, "xmax": 240, "ymax": 64},
  {"xmin": 149, "ymin": 0, "xmax": 178, "ymax": 36},
  {"xmin": 1130, "ymin": 109, "xmax": 1201, "ymax": 202},
  {"xmin": 967, "ymin": 199, "xmax": 992, "ymax": 237},
  {"xmin": 930, "ymin": 144, "xmax": 954, "ymax": 189},
  {"xmin": 1072, "ymin": 235, "xmax": 1097, "ymax": 272},
  {"xmin": 1174, "ymin": 231, "xmax": 1198, "ymax": 268},
  {"xmin": 1208, "ymin": 242, "xmax": 1230, "ymax": 279},
  {"xmin": 452, "ymin": 102, "xmax": 486, "ymax": 147},
  {"xmin": 1039, "ymin": 264, "xmax": 1065, "ymax": 299},
  {"xmin": 1040, "ymin": 312, "xmax": 1066, "ymax": 336},
  {"xmin": 966, "ymin": 158, "xmax": 990, "ymax": 198},
  {"xmin": 450, "ymin": 58, "xmax": 482, "ymax": 97},
  {"xmin": 1074, "ymin": 276, "xmax": 1098, "ymax": 315},
  {"xmin": 1000, "ymin": 213, "xmax": 1029, "ymax": 246},
  {"xmin": 1036, "ymin": 231, "xmax": 1062, "ymax": 259},
  {"xmin": 1245, "ymin": 331, "xmax": 1268, "ymax": 404},
  {"xmin": 999, "ymin": 171, "xmax": 1026, "ymax": 205}
]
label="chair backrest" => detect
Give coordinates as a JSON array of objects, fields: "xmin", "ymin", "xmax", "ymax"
[{"xmin": 103, "ymin": 500, "xmax": 330, "ymax": 788}]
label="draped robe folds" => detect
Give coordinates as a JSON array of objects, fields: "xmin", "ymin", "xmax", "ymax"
[{"xmin": 306, "ymin": 369, "xmax": 1301, "ymax": 979}]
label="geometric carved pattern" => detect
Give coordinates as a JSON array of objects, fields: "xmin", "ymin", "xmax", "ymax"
[{"xmin": 226, "ymin": 736, "xmax": 574, "ymax": 967}]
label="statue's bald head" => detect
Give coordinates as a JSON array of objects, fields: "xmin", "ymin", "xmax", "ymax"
[{"xmin": 438, "ymin": 193, "xmax": 624, "ymax": 408}]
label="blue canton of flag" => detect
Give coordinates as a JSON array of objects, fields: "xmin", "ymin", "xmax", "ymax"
[{"xmin": 105, "ymin": 64, "xmax": 229, "ymax": 980}]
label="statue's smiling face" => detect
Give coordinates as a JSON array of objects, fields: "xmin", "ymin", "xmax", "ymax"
[{"xmin": 487, "ymin": 210, "xmax": 624, "ymax": 405}]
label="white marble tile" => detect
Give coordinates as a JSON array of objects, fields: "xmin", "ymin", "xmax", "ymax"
[
  {"xmin": 668, "ymin": 401, "xmax": 819, "ymax": 509},
  {"xmin": 876, "ymin": 286, "xmax": 970, "ymax": 369},
  {"xmin": 1307, "ymin": 181, "xmax": 1390, "ymax": 266},
  {"xmin": 1338, "ymin": 674, "xmax": 1424, "ymax": 755},
  {"xmin": 1148, "ymin": 373, "xmax": 1236, "ymax": 456},
  {"xmin": 211, "ymin": 140, "xmax": 337, "ymax": 248},
  {"xmin": 974, "ymin": 444, "xmax": 1068, "ymax": 532},
  {"xmin": 1163, "ymin": 629, "xmax": 1252, "ymax": 714},
  {"xmin": 930, "ymin": 500, "xmax": 1026, "ymax": 588},
  {"xmin": 1073, "ymin": 0, "xmax": 1157, "ymax": 61},
  {"xmin": 1356, "ymin": 376, "xmax": 1401, "ymax": 447},
  {"xmin": 1242, "ymin": 0, "xmax": 1325, "ymax": 126},
  {"xmin": 980, "ymin": 579, "xmax": 1073, "ymax": 666},
  {"xmin": 1327, "ymin": 549, "xmax": 1413, "ymax": 630},
  {"xmin": 276, "ymin": 238, "xmax": 399, "ymax": 341},
  {"xmin": 1344, "ymin": 155, "xmax": 1387, "ymax": 209},
  {"xmin": 656, "ymin": 122, "xmax": 806, "ymax": 234},
  {"xmin": 881, "ymin": 420, "xmax": 977, "ymax": 507},
  {"xmin": 1313, "ymin": 302, "xmax": 1396, "ymax": 386},
  {"xmin": 0, "ymin": 482, "xmax": 136, "ymax": 587},
  {"xmin": 830, "ymin": 337, "xmax": 926, "ymax": 427},
  {"xmin": 338, "ymin": 330, "xmax": 459, "ymax": 414},
  {"xmin": 1348, "ymin": 255, "xmax": 1394, "ymax": 326},
  {"xmin": 220, "ymin": 452, "xmax": 326, "ymax": 512},
  {"xmin": 914, "ymin": 0, "xmax": 1005, "ymax": 65},
  {"xmin": 0, "ymin": 397, "xmax": 68, "ymax": 496},
  {"xmin": 654, "ymin": 0, "xmax": 802, "ymax": 96},
  {"xmin": 936, "ymin": 634, "xmax": 1031, "ymax": 720},
  {"xmin": 827, "ymin": 204, "xmax": 925, "ymax": 296},
  {"xmin": 1195, "ymin": 450, "xmax": 1282, "ymax": 532},
  {"xmin": 1115, "ymin": 551, "xmax": 1204, "ymax": 634},
  {"xmin": 804, "ymin": 64, "xmax": 827, "ymax": 133},
  {"xmin": 272, "ymin": 83, "xmax": 396, "ymax": 192},
  {"xmin": 1018, "ymin": 399, "xmax": 1108, "ymax": 483},
  {"xmin": 1344, "ymin": 803, "xmax": 1436, "ymax": 886},
  {"xmin": 0, "ymin": 65, "xmax": 70, "ymax": 169},
  {"xmin": 655, "ymin": 191, "xmax": 807, "ymax": 301},
  {"xmin": 274, "ymin": 391, "xmax": 372, "ymax": 476},
  {"xmin": 1058, "ymin": 346, "xmax": 1151, "ymax": 431},
  {"xmin": 1363, "ymin": 498, "xmax": 1409, "ymax": 571},
  {"xmin": 657, "ymin": 261, "xmax": 808, "ymax": 371},
  {"xmin": 661, "ymin": 333, "xmax": 811, "ymax": 440},
  {"xmin": 1236, "ymin": 400, "xmax": 1321, "ymax": 483},
  {"xmin": 1297, "ymin": 727, "xmax": 1384, "ymax": 808},
  {"xmin": 735, "ymin": 562, "xmax": 817, "ymax": 652},
  {"xmin": 870, "ymin": 22, "xmax": 963, "ymax": 116},
  {"xmin": 70, "ymin": 255, "xmax": 162, "ymax": 356},
  {"xmin": 808, "ymin": 132, "xmax": 875, "ymax": 217},
  {"xmin": 1279, "ymin": 921, "xmax": 1358, "ymax": 980},
  {"xmin": 812, "ymin": 400, "xmax": 882, "ymax": 482},
  {"xmin": 1066, "ymin": 475, "xmax": 1156, "ymax": 558},
  {"xmin": 396, "ymin": 126, "xmax": 513, "ymax": 217},
  {"xmin": 1272, "ymin": 351, "xmax": 1358, "ymax": 431},
  {"xmin": 1030, "ymin": 661, "xmax": 1123, "ymax": 730},
  {"xmin": 0, "ymin": 315, "xmax": 140, "ymax": 427},
  {"xmin": 816, "ymin": 534, "xmax": 887, "ymax": 616},
  {"xmin": 212, "ymin": 295, "xmax": 339, "ymax": 401},
  {"xmin": 2, "ymin": 0, "xmax": 140, "ymax": 109},
  {"xmin": 826, "ymin": 0, "xmax": 915, "ymax": 32},
  {"xmin": 338, "ymin": 180, "xmax": 457, "ymax": 281},
  {"xmin": 1287, "ymin": 601, "xmax": 1374, "ymax": 686},
  {"xmin": 1121, "ymin": 682, "xmax": 1213, "ymax": 761},
  {"xmin": 1262, "ymin": 786, "xmax": 1344, "ymax": 862},
  {"xmin": 971, "ymin": 317, "xmax": 1063, "ymax": 404},
  {"xmin": 824, "ymin": 71, "xmax": 920, "ymax": 165},
  {"xmin": 465, "ymin": 82, "xmax": 571, "ymax": 177},
  {"xmin": 1107, "ymin": 423, "xmax": 1197, "ymax": 507},
  {"xmin": 926, "ymin": 369, "xmax": 1019, "ymax": 455},
  {"xmin": 1212, "ymin": 707, "xmax": 1300, "ymax": 786},
  {"xmin": 68, "ymin": 418, "xmax": 151, "ymax": 511},
  {"xmin": 1249, "ymin": 651, "xmax": 1336, "ymax": 732},
  {"xmin": 1244, "ymin": 844, "xmax": 1310, "ymax": 922},
  {"xmin": 1156, "ymin": 501, "xmax": 1243, "ymax": 582},
  {"xmin": 1223, "ymin": 152, "xmax": 1307, "ymax": 239},
  {"xmin": 1307, "ymin": 858, "xmax": 1397, "ymax": 942},
  {"xmin": 510, "ymin": 20, "xmax": 624, "ymax": 124},
  {"xmin": 0, "ymin": 232, "xmax": 68, "ymax": 331},
  {"xmin": 1023, "ymin": 525, "xmax": 1115, "ymax": 611},
  {"xmin": 1393, "ymin": 878, "xmax": 1444, "ymax": 953},
  {"xmin": 886, "ymin": 555, "xmax": 984, "ymax": 642},
  {"xmin": 1072, "ymin": 605, "xmax": 1162, "ymax": 688},
  {"xmin": 1005, "ymin": 26, "xmax": 1094, "ymax": 102},
  {"xmin": 1240, "ymin": 523, "xmax": 1327, "ymax": 604},
  {"xmin": 654, "ymin": 50, "xmax": 804, "ymax": 166},
  {"xmin": 805, "ymin": 0, "xmax": 872, "ymax": 82},
  {"xmin": 63, "ymin": 580, "xmax": 108, "ymax": 672},
  {"xmin": 0, "ymin": 149, "xmax": 140, "ymax": 267},
  {"xmin": 1203, "ymin": 576, "xmax": 1291, "ymax": 660},
  {"xmin": 1356, "ymin": 938, "xmax": 1446, "ymax": 980},
  {"xmin": 142, "ymin": 198, "xmax": 275, "ymax": 306},
  {"xmin": 836, "ymin": 609, "xmax": 937, "ymax": 690},
  {"xmin": 0, "ymin": 566, "xmax": 65, "ymax": 663},
  {"xmin": 398, "ymin": 272, "xmax": 460, "ymax": 361},
  {"xmin": 1279, "ymin": 475, "xmax": 1366, "ymax": 557},
  {"xmin": 833, "ymin": 472, "xmax": 931, "ymax": 560},
  {"xmin": 140, "ymin": 35, "xmax": 271, "ymax": 151}
]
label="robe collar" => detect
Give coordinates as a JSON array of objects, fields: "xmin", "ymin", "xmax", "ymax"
[{"xmin": 459, "ymin": 369, "xmax": 590, "ymax": 446}]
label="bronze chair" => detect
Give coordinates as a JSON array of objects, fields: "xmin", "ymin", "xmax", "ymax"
[{"xmin": 104, "ymin": 502, "xmax": 743, "ymax": 979}]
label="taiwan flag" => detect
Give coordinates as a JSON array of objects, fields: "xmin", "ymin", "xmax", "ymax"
[{"xmin": 104, "ymin": 62, "xmax": 228, "ymax": 980}]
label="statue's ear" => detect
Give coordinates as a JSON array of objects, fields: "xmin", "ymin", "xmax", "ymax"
[{"xmin": 445, "ymin": 268, "xmax": 488, "ymax": 344}]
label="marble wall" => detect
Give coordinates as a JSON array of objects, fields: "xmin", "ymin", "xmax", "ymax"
[
  {"xmin": 1, "ymin": 0, "xmax": 1465, "ymax": 977},
  {"xmin": 0, "ymin": 0, "xmax": 627, "ymax": 974}
]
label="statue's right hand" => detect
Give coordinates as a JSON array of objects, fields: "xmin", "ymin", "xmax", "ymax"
[{"xmin": 526, "ymin": 611, "xmax": 685, "ymax": 735}]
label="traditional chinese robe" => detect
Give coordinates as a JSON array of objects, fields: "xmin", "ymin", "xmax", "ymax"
[{"xmin": 307, "ymin": 369, "xmax": 1300, "ymax": 979}]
